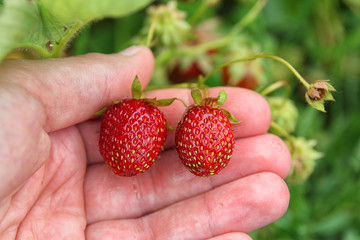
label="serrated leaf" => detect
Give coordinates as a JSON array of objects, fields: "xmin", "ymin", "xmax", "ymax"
[
  {"xmin": 39, "ymin": 0, "xmax": 154, "ymax": 21},
  {"xmin": 0, "ymin": 0, "xmax": 153, "ymax": 61}
]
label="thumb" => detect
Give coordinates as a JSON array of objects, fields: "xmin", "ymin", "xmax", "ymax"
[
  {"xmin": 0, "ymin": 45, "xmax": 155, "ymax": 132},
  {"xmin": 0, "ymin": 46, "xmax": 154, "ymax": 201}
]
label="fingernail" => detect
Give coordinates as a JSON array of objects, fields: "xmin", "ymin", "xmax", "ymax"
[{"xmin": 119, "ymin": 46, "xmax": 141, "ymax": 56}]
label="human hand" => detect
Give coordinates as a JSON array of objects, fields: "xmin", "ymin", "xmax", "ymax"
[{"xmin": 0, "ymin": 46, "xmax": 291, "ymax": 240}]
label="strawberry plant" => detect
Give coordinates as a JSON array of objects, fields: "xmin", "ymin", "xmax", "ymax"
[
  {"xmin": 3, "ymin": 0, "xmax": 358, "ymax": 237},
  {"xmin": 0, "ymin": 0, "xmax": 337, "ymax": 180},
  {"xmin": 0, "ymin": 0, "xmax": 336, "ymax": 181}
]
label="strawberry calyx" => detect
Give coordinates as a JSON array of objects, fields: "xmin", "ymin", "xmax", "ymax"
[
  {"xmin": 96, "ymin": 75, "xmax": 178, "ymax": 116},
  {"xmin": 190, "ymin": 89, "xmax": 241, "ymax": 124}
]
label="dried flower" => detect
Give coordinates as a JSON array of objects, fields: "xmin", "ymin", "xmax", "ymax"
[{"xmin": 305, "ymin": 80, "xmax": 336, "ymax": 112}]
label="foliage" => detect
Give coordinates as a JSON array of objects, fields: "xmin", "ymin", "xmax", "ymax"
[
  {"xmin": 0, "ymin": 0, "xmax": 154, "ymax": 59},
  {"xmin": 1, "ymin": 0, "xmax": 359, "ymax": 239}
]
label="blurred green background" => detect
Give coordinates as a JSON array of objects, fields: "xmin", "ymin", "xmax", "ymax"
[{"xmin": 68, "ymin": 0, "xmax": 360, "ymax": 239}]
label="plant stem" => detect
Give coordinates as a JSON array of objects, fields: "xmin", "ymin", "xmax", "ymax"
[
  {"xmin": 200, "ymin": 53, "xmax": 311, "ymax": 89},
  {"xmin": 261, "ymin": 54, "xmax": 310, "ymax": 89},
  {"xmin": 155, "ymin": 36, "xmax": 232, "ymax": 66},
  {"xmin": 270, "ymin": 121, "xmax": 294, "ymax": 150},
  {"xmin": 189, "ymin": 0, "xmax": 208, "ymax": 26},
  {"xmin": 201, "ymin": 54, "xmax": 260, "ymax": 84},
  {"xmin": 16, "ymin": 43, "xmax": 52, "ymax": 58},
  {"xmin": 230, "ymin": 0, "xmax": 268, "ymax": 36},
  {"xmin": 51, "ymin": 19, "xmax": 91, "ymax": 58},
  {"xmin": 146, "ymin": 17, "xmax": 158, "ymax": 47},
  {"xmin": 260, "ymin": 80, "xmax": 291, "ymax": 99}
]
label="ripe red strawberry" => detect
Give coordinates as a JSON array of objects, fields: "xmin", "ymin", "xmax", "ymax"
[
  {"xmin": 167, "ymin": 49, "xmax": 217, "ymax": 84},
  {"xmin": 221, "ymin": 66, "xmax": 258, "ymax": 90},
  {"xmin": 175, "ymin": 90, "xmax": 238, "ymax": 177},
  {"xmin": 168, "ymin": 61, "xmax": 204, "ymax": 83},
  {"xmin": 98, "ymin": 76, "xmax": 174, "ymax": 177}
]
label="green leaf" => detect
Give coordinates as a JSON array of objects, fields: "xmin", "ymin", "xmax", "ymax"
[
  {"xmin": 0, "ymin": 0, "xmax": 39, "ymax": 60},
  {"xmin": 0, "ymin": 0, "xmax": 153, "ymax": 61},
  {"xmin": 23, "ymin": 2, "xmax": 86, "ymax": 58},
  {"xmin": 39, "ymin": 0, "xmax": 154, "ymax": 21}
]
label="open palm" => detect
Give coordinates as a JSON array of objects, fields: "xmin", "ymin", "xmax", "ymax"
[{"xmin": 0, "ymin": 47, "xmax": 291, "ymax": 240}]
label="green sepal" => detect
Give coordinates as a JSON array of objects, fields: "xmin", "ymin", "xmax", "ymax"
[
  {"xmin": 95, "ymin": 106, "xmax": 108, "ymax": 116},
  {"xmin": 155, "ymin": 98, "xmax": 177, "ymax": 107},
  {"xmin": 217, "ymin": 90, "xmax": 227, "ymax": 107},
  {"xmin": 166, "ymin": 120, "xmax": 174, "ymax": 131},
  {"xmin": 220, "ymin": 108, "xmax": 242, "ymax": 124},
  {"xmin": 132, "ymin": 75, "xmax": 142, "ymax": 99},
  {"xmin": 191, "ymin": 89, "xmax": 203, "ymax": 105},
  {"xmin": 305, "ymin": 94, "xmax": 326, "ymax": 112},
  {"xmin": 325, "ymin": 81, "xmax": 336, "ymax": 91},
  {"xmin": 323, "ymin": 91, "xmax": 335, "ymax": 101}
]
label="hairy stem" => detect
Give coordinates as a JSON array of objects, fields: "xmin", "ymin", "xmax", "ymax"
[{"xmin": 51, "ymin": 19, "xmax": 91, "ymax": 58}]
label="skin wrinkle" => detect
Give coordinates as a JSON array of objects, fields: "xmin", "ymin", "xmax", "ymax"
[
  {"xmin": 0, "ymin": 81, "xmax": 50, "ymax": 202},
  {"xmin": 140, "ymin": 217, "xmax": 156, "ymax": 240},
  {"xmin": 15, "ymin": 128, "xmax": 87, "ymax": 240},
  {"xmin": 203, "ymin": 192, "xmax": 216, "ymax": 240}
]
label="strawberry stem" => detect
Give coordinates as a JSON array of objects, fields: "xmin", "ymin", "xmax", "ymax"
[
  {"xmin": 260, "ymin": 80, "xmax": 290, "ymax": 97},
  {"xmin": 262, "ymin": 54, "xmax": 310, "ymax": 89},
  {"xmin": 201, "ymin": 53, "xmax": 311, "ymax": 89},
  {"xmin": 145, "ymin": 17, "xmax": 159, "ymax": 48}
]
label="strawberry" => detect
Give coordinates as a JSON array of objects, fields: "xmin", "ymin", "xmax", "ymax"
[
  {"xmin": 175, "ymin": 90, "xmax": 239, "ymax": 177},
  {"xmin": 168, "ymin": 61, "xmax": 204, "ymax": 83},
  {"xmin": 167, "ymin": 49, "xmax": 217, "ymax": 84},
  {"xmin": 98, "ymin": 77, "xmax": 174, "ymax": 176},
  {"xmin": 221, "ymin": 65, "xmax": 258, "ymax": 90}
]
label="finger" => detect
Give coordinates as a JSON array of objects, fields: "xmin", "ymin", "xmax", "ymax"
[
  {"xmin": 84, "ymin": 134, "xmax": 291, "ymax": 223},
  {"xmin": 146, "ymin": 87, "xmax": 272, "ymax": 143},
  {"xmin": 0, "ymin": 46, "xmax": 154, "ymax": 132},
  {"xmin": 85, "ymin": 172, "xmax": 289, "ymax": 240},
  {"xmin": 209, "ymin": 232, "xmax": 252, "ymax": 240},
  {"xmin": 78, "ymin": 87, "xmax": 272, "ymax": 164}
]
